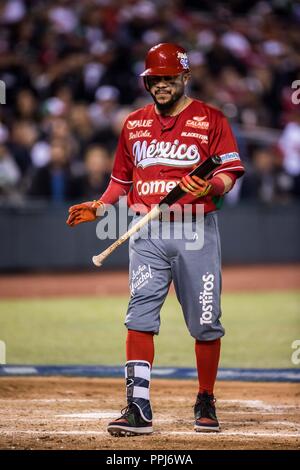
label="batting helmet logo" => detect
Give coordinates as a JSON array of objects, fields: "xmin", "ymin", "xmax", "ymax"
[
  {"xmin": 177, "ymin": 52, "xmax": 189, "ymax": 70},
  {"xmin": 140, "ymin": 43, "xmax": 190, "ymax": 76}
]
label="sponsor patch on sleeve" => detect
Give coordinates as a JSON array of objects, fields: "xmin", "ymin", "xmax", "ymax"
[{"xmin": 220, "ymin": 152, "xmax": 240, "ymax": 163}]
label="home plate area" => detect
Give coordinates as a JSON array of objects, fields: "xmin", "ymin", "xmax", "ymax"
[{"xmin": 0, "ymin": 378, "xmax": 299, "ymax": 450}]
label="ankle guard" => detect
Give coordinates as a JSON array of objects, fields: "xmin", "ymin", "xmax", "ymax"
[{"xmin": 125, "ymin": 360, "xmax": 152, "ymax": 422}]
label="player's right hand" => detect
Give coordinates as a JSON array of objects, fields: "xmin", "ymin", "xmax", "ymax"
[
  {"xmin": 66, "ymin": 200, "xmax": 104, "ymax": 227},
  {"xmin": 179, "ymin": 175, "xmax": 212, "ymax": 198}
]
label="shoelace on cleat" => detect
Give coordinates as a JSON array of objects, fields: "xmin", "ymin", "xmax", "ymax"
[
  {"xmin": 195, "ymin": 394, "xmax": 217, "ymax": 418},
  {"xmin": 119, "ymin": 404, "xmax": 136, "ymax": 419}
]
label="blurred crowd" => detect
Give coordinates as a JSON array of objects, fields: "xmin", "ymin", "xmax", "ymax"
[{"xmin": 0, "ymin": 0, "xmax": 299, "ymax": 206}]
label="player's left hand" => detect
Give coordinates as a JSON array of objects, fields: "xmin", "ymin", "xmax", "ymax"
[
  {"xmin": 66, "ymin": 200, "xmax": 104, "ymax": 227},
  {"xmin": 179, "ymin": 175, "xmax": 212, "ymax": 198}
]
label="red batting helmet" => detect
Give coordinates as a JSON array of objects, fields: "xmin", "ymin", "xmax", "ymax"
[{"xmin": 140, "ymin": 43, "xmax": 190, "ymax": 76}]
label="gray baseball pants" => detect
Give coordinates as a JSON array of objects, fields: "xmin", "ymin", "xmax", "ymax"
[{"xmin": 125, "ymin": 212, "xmax": 225, "ymax": 341}]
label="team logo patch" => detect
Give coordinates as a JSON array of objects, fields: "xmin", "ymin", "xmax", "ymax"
[
  {"xmin": 220, "ymin": 152, "xmax": 240, "ymax": 163},
  {"xmin": 129, "ymin": 130, "xmax": 152, "ymax": 140},
  {"xmin": 130, "ymin": 264, "xmax": 153, "ymax": 296},
  {"xmin": 133, "ymin": 139, "xmax": 200, "ymax": 168},
  {"xmin": 185, "ymin": 119, "xmax": 209, "ymax": 130},
  {"xmin": 177, "ymin": 52, "xmax": 189, "ymax": 69},
  {"xmin": 127, "ymin": 120, "xmax": 153, "ymax": 130}
]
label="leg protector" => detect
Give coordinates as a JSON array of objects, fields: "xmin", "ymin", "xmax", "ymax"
[{"xmin": 125, "ymin": 360, "xmax": 152, "ymax": 422}]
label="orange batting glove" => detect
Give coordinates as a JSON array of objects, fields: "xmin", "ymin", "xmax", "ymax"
[
  {"xmin": 179, "ymin": 175, "xmax": 212, "ymax": 198},
  {"xmin": 66, "ymin": 200, "xmax": 105, "ymax": 227}
]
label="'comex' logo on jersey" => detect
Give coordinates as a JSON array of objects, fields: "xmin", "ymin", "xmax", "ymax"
[
  {"xmin": 136, "ymin": 179, "xmax": 180, "ymax": 196},
  {"xmin": 133, "ymin": 139, "xmax": 200, "ymax": 168},
  {"xmin": 127, "ymin": 120, "xmax": 153, "ymax": 129}
]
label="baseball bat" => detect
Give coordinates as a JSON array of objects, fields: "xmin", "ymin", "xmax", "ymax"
[{"xmin": 92, "ymin": 155, "xmax": 222, "ymax": 266}]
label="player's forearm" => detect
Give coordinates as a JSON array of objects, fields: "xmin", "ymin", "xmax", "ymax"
[
  {"xmin": 98, "ymin": 179, "xmax": 131, "ymax": 208},
  {"xmin": 209, "ymin": 171, "xmax": 237, "ymax": 196}
]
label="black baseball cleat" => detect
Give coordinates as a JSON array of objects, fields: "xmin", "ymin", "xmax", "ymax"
[
  {"xmin": 107, "ymin": 403, "xmax": 153, "ymax": 436},
  {"xmin": 194, "ymin": 391, "xmax": 220, "ymax": 432}
]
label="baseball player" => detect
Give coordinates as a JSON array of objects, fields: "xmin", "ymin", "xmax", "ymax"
[{"xmin": 67, "ymin": 43, "xmax": 245, "ymax": 436}]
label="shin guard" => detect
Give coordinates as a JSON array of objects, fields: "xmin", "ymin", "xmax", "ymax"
[{"xmin": 125, "ymin": 360, "xmax": 152, "ymax": 422}]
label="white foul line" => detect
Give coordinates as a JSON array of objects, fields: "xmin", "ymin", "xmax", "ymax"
[
  {"xmin": 0, "ymin": 399, "xmax": 95, "ymax": 403},
  {"xmin": 1, "ymin": 430, "xmax": 299, "ymax": 439},
  {"xmin": 167, "ymin": 431, "xmax": 300, "ymax": 438},
  {"xmin": 220, "ymin": 400, "xmax": 298, "ymax": 411}
]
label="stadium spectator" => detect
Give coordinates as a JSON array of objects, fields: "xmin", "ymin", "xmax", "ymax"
[
  {"xmin": 240, "ymin": 146, "xmax": 294, "ymax": 203},
  {"xmin": 28, "ymin": 138, "xmax": 81, "ymax": 202},
  {"xmin": 0, "ymin": 144, "xmax": 21, "ymax": 203},
  {"xmin": 68, "ymin": 104, "xmax": 96, "ymax": 157},
  {"xmin": 15, "ymin": 89, "xmax": 39, "ymax": 121},
  {"xmin": 74, "ymin": 145, "xmax": 111, "ymax": 200},
  {"xmin": 8, "ymin": 121, "xmax": 38, "ymax": 175},
  {"xmin": 89, "ymin": 85, "xmax": 120, "ymax": 131},
  {"xmin": 278, "ymin": 107, "xmax": 300, "ymax": 193}
]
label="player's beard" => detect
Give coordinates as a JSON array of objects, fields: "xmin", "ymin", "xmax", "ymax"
[{"xmin": 150, "ymin": 88, "xmax": 184, "ymax": 114}]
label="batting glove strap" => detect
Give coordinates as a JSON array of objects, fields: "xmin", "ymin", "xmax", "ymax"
[
  {"xmin": 179, "ymin": 174, "xmax": 212, "ymax": 197},
  {"xmin": 179, "ymin": 174, "xmax": 226, "ymax": 198},
  {"xmin": 92, "ymin": 200, "xmax": 105, "ymax": 216}
]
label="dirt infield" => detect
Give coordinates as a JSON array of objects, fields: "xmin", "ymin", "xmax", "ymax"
[
  {"xmin": 0, "ymin": 377, "xmax": 299, "ymax": 450},
  {"xmin": 0, "ymin": 264, "xmax": 299, "ymax": 298},
  {"xmin": 1, "ymin": 267, "xmax": 299, "ymax": 450}
]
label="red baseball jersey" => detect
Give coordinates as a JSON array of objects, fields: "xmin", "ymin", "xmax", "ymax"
[{"xmin": 111, "ymin": 99, "xmax": 244, "ymax": 213}]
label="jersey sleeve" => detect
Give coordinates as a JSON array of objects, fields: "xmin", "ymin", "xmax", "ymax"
[
  {"xmin": 100, "ymin": 179, "xmax": 131, "ymax": 205},
  {"xmin": 111, "ymin": 125, "xmax": 134, "ymax": 185},
  {"xmin": 208, "ymin": 112, "xmax": 245, "ymax": 178}
]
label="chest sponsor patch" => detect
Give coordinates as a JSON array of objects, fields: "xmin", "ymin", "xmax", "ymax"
[
  {"xmin": 133, "ymin": 139, "xmax": 200, "ymax": 168},
  {"xmin": 136, "ymin": 179, "xmax": 180, "ymax": 196},
  {"xmin": 181, "ymin": 131, "xmax": 208, "ymax": 143},
  {"xmin": 185, "ymin": 119, "xmax": 209, "ymax": 129},
  {"xmin": 127, "ymin": 119, "xmax": 153, "ymax": 129},
  {"xmin": 220, "ymin": 152, "xmax": 240, "ymax": 163},
  {"xmin": 129, "ymin": 130, "xmax": 152, "ymax": 140}
]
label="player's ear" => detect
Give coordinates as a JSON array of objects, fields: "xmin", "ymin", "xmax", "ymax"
[{"xmin": 182, "ymin": 72, "xmax": 191, "ymax": 86}]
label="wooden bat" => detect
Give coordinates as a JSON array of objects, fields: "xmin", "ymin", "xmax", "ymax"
[{"xmin": 92, "ymin": 155, "xmax": 222, "ymax": 266}]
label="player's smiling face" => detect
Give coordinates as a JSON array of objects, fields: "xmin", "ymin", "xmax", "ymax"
[{"xmin": 147, "ymin": 73, "xmax": 189, "ymax": 112}]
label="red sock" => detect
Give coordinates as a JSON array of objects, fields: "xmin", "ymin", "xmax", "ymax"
[
  {"xmin": 195, "ymin": 338, "xmax": 221, "ymax": 395},
  {"xmin": 126, "ymin": 330, "xmax": 155, "ymax": 367}
]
